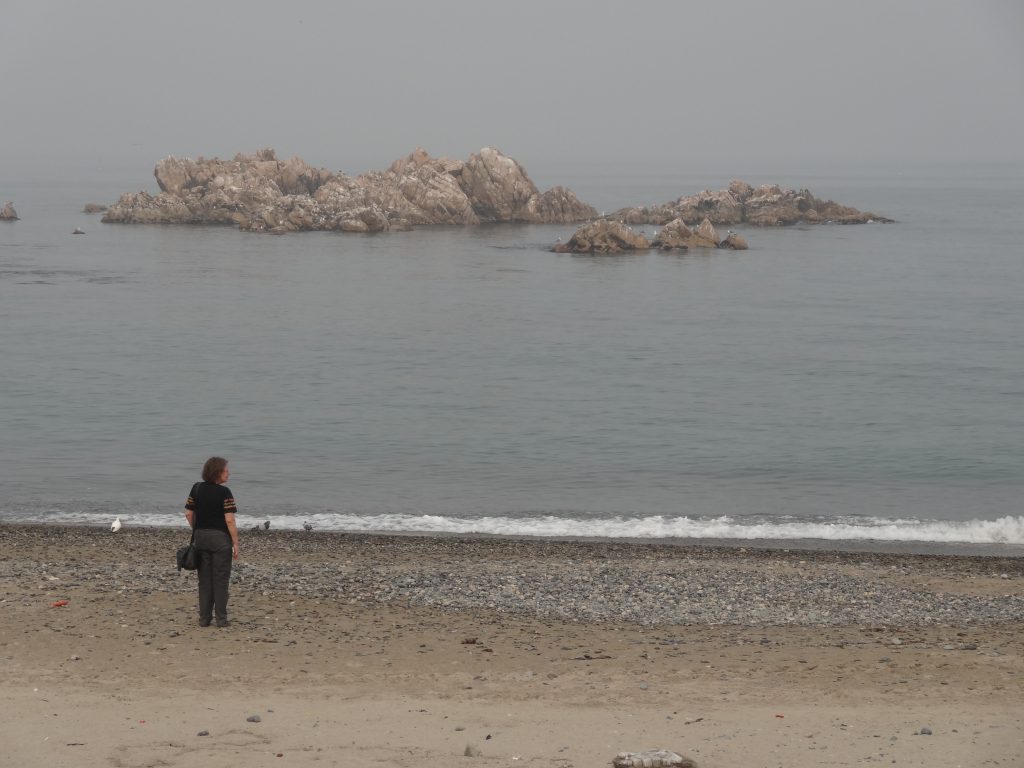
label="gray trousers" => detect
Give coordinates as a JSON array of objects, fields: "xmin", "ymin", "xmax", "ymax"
[{"xmin": 194, "ymin": 528, "xmax": 232, "ymax": 622}]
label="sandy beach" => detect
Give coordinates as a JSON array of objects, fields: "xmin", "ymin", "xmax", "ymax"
[{"xmin": 1, "ymin": 524, "xmax": 1021, "ymax": 767}]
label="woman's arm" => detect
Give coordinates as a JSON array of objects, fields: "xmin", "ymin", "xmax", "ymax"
[
  {"xmin": 184, "ymin": 509, "xmax": 194, "ymax": 527},
  {"xmin": 225, "ymin": 512, "xmax": 239, "ymax": 559}
]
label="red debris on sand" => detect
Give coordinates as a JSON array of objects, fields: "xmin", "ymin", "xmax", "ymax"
[{"xmin": 51, "ymin": 600, "xmax": 69, "ymax": 608}]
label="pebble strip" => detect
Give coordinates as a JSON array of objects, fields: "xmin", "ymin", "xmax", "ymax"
[{"xmin": 3, "ymin": 524, "xmax": 1021, "ymax": 627}]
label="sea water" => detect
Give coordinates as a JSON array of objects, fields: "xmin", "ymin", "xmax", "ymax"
[{"xmin": 1, "ymin": 163, "xmax": 1021, "ymax": 551}]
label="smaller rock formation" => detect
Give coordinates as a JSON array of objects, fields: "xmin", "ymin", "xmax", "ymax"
[
  {"xmin": 693, "ymin": 218, "xmax": 720, "ymax": 248},
  {"xmin": 650, "ymin": 219, "xmax": 692, "ymax": 250},
  {"xmin": 719, "ymin": 232, "xmax": 748, "ymax": 250},
  {"xmin": 651, "ymin": 217, "xmax": 720, "ymax": 250},
  {"xmin": 0, "ymin": 202, "xmax": 18, "ymax": 220},
  {"xmin": 72, "ymin": 227, "xmax": 85, "ymax": 235},
  {"xmin": 553, "ymin": 220, "xmax": 650, "ymax": 254},
  {"xmin": 613, "ymin": 180, "xmax": 891, "ymax": 227},
  {"xmin": 82, "ymin": 203, "xmax": 108, "ymax": 214}
]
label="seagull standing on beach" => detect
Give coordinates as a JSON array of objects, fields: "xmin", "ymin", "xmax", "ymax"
[{"xmin": 111, "ymin": 517, "xmax": 122, "ymax": 532}]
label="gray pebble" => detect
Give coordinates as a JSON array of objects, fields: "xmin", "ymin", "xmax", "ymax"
[
  {"xmin": 918, "ymin": 727, "xmax": 932, "ymax": 735},
  {"xmin": 246, "ymin": 715, "xmax": 262, "ymax": 723},
  {"xmin": 197, "ymin": 730, "xmax": 210, "ymax": 737},
  {"xmin": 639, "ymin": 683, "xmax": 649, "ymax": 690}
]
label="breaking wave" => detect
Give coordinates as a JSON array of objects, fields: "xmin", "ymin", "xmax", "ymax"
[{"xmin": 7, "ymin": 509, "xmax": 1024, "ymax": 545}]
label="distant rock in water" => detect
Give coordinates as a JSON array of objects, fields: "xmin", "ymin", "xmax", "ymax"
[
  {"xmin": 0, "ymin": 202, "xmax": 18, "ymax": 220},
  {"xmin": 719, "ymin": 232, "xmax": 749, "ymax": 250},
  {"xmin": 82, "ymin": 203, "xmax": 108, "ymax": 214},
  {"xmin": 614, "ymin": 179, "xmax": 892, "ymax": 226},
  {"xmin": 102, "ymin": 147, "xmax": 597, "ymax": 233},
  {"xmin": 553, "ymin": 220, "xmax": 650, "ymax": 254},
  {"xmin": 651, "ymin": 217, "xmax": 720, "ymax": 250},
  {"xmin": 559, "ymin": 217, "xmax": 752, "ymax": 254}
]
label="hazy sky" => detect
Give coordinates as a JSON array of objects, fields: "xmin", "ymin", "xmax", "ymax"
[{"xmin": 2, "ymin": 0, "xmax": 1022, "ymax": 180}]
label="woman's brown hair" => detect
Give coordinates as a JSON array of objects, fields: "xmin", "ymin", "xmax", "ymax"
[{"xmin": 201, "ymin": 456, "xmax": 228, "ymax": 483}]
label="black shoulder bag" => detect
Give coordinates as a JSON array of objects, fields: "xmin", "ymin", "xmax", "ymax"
[{"xmin": 176, "ymin": 483, "xmax": 200, "ymax": 572}]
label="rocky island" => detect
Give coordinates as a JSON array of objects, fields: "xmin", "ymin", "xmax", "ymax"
[
  {"xmin": 553, "ymin": 217, "xmax": 748, "ymax": 254},
  {"xmin": 0, "ymin": 202, "xmax": 18, "ymax": 220},
  {"xmin": 102, "ymin": 147, "xmax": 597, "ymax": 233},
  {"xmin": 101, "ymin": 148, "xmax": 891, "ymax": 239},
  {"xmin": 614, "ymin": 179, "xmax": 892, "ymax": 227}
]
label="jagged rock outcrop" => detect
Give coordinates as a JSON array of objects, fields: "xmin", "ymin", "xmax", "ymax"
[
  {"xmin": 613, "ymin": 180, "xmax": 891, "ymax": 227},
  {"xmin": 553, "ymin": 220, "xmax": 650, "ymax": 254},
  {"xmin": 82, "ymin": 203, "xmax": 108, "ymax": 214},
  {"xmin": 651, "ymin": 217, "xmax": 721, "ymax": 250},
  {"xmin": 694, "ymin": 218, "xmax": 720, "ymax": 248},
  {"xmin": 103, "ymin": 147, "xmax": 597, "ymax": 233},
  {"xmin": 0, "ymin": 202, "xmax": 18, "ymax": 220},
  {"xmin": 651, "ymin": 219, "xmax": 692, "ymax": 250}
]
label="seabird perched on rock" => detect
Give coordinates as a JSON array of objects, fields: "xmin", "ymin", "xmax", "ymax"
[
  {"xmin": 263, "ymin": 520, "xmax": 270, "ymax": 530},
  {"xmin": 73, "ymin": 227, "xmax": 85, "ymax": 235},
  {"xmin": 111, "ymin": 517, "xmax": 122, "ymax": 532},
  {"xmin": 303, "ymin": 521, "xmax": 314, "ymax": 532}
]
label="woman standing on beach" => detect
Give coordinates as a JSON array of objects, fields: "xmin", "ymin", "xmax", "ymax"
[{"xmin": 184, "ymin": 457, "xmax": 240, "ymax": 628}]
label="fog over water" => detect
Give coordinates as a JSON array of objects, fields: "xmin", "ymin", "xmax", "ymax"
[{"xmin": 2, "ymin": 1, "xmax": 1022, "ymax": 180}]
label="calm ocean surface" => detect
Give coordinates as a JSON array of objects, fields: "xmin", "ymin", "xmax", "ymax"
[{"xmin": 1, "ymin": 162, "xmax": 1022, "ymax": 550}]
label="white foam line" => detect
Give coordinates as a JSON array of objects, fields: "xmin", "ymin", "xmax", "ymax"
[{"xmin": 8, "ymin": 511, "xmax": 1024, "ymax": 545}]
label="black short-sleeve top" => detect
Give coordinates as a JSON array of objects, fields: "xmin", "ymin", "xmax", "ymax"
[{"xmin": 185, "ymin": 482, "xmax": 237, "ymax": 533}]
